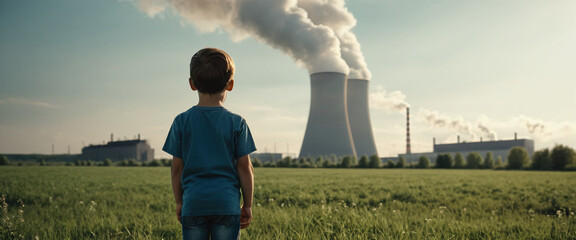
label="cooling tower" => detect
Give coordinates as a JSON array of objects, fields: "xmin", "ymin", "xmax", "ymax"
[
  {"xmin": 347, "ymin": 79, "xmax": 378, "ymax": 157},
  {"xmin": 299, "ymin": 72, "xmax": 357, "ymax": 158}
]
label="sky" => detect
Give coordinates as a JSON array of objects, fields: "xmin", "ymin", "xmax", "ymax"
[{"xmin": 1, "ymin": 0, "xmax": 575, "ymax": 159}]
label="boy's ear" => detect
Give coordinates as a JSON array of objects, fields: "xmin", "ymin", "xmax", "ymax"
[
  {"xmin": 189, "ymin": 78, "xmax": 198, "ymax": 91},
  {"xmin": 226, "ymin": 79, "xmax": 234, "ymax": 91}
]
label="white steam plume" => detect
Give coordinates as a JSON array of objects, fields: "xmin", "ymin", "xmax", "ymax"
[
  {"xmin": 129, "ymin": 0, "xmax": 349, "ymax": 74},
  {"xmin": 297, "ymin": 0, "xmax": 371, "ymax": 79},
  {"xmin": 421, "ymin": 109, "xmax": 477, "ymax": 140},
  {"xmin": 518, "ymin": 116, "xmax": 546, "ymax": 135},
  {"xmin": 514, "ymin": 115, "xmax": 576, "ymax": 141},
  {"xmin": 369, "ymin": 86, "xmax": 410, "ymax": 112},
  {"xmin": 477, "ymin": 123, "xmax": 498, "ymax": 141}
]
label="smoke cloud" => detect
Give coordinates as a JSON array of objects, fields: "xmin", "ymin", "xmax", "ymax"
[
  {"xmin": 297, "ymin": 0, "xmax": 371, "ymax": 79},
  {"xmin": 477, "ymin": 123, "xmax": 498, "ymax": 141},
  {"xmin": 514, "ymin": 115, "xmax": 576, "ymax": 140},
  {"xmin": 519, "ymin": 116, "xmax": 546, "ymax": 135},
  {"xmin": 369, "ymin": 86, "xmax": 410, "ymax": 112},
  {"xmin": 421, "ymin": 110, "xmax": 476, "ymax": 139},
  {"xmin": 129, "ymin": 0, "xmax": 351, "ymax": 74}
]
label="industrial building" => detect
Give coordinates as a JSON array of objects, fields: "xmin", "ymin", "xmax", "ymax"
[
  {"xmin": 250, "ymin": 153, "xmax": 283, "ymax": 163},
  {"xmin": 399, "ymin": 136, "xmax": 534, "ymax": 164},
  {"xmin": 82, "ymin": 134, "xmax": 154, "ymax": 162},
  {"xmin": 400, "ymin": 108, "xmax": 534, "ymax": 163}
]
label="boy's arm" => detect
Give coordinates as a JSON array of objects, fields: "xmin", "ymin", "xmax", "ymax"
[
  {"xmin": 237, "ymin": 154, "xmax": 254, "ymax": 229},
  {"xmin": 171, "ymin": 156, "xmax": 184, "ymax": 222}
]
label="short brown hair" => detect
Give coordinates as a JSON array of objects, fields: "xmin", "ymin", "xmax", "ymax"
[{"xmin": 190, "ymin": 48, "xmax": 235, "ymax": 94}]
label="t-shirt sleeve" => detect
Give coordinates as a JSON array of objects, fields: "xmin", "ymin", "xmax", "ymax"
[
  {"xmin": 235, "ymin": 119, "xmax": 257, "ymax": 159},
  {"xmin": 163, "ymin": 116, "xmax": 183, "ymax": 158}
]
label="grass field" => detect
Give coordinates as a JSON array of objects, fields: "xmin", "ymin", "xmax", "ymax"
[{"xmin": 1, "ymin": 167, "xmax": 575, "ymax": 239}]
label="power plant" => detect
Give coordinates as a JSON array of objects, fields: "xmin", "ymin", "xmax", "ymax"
[
  {"xmin": 398, "ymin": 108, "xmax": 534, "ymax": 163},
  {"xmin": 347, "ymin": 79, "xmax": 378, "ymax": 157},
  {"xmin": 299, "ymin": 72, "xmax": 378, "ymax": 158},
  {"xmin": 82, "ymin": 134, "xmax": 154, "ymax": 162},
  {"xmin": 299, "ymin": 72, "xmax": 356, "ymax": 158}
]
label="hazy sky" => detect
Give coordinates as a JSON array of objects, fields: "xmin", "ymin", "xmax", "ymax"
[{"xmin": 1, "ymin": 0, "xmax": 575, "ymax": 158}]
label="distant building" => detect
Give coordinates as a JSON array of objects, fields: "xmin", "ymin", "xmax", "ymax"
[
  {"xmin": 399, "ymin": 135, "xmax": 534, "ymax": 164},
  {"xmin": 82, "ymin": 134, "xmax": 154, "ymax": 162},
  {"xmin": 250, "ymin": 153, "xmax": 283, "ymax": 163}
]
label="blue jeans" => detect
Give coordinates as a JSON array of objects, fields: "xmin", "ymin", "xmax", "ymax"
[{"xmin": 182, "ymin": 215, "xmax": 240, "ymax": 240}]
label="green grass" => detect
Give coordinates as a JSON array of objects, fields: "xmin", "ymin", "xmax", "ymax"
[{"xmin": 1, "ymin": 167, "xmax": 575, "ymax": 239}]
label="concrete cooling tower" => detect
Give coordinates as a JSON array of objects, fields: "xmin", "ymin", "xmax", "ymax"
[
  {"xmin": 299, "ymin": 72, "xmax": 357, "ymax": 158},
  {"xmin": 347, "ymin": 79, "xmax": 378, "ymax": 157}
]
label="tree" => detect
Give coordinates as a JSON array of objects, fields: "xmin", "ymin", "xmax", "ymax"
[
  {"xmin": 103, "ymin": 159, "xmax": 113, "ymax": 167},
  {"xmin": 369, "ymin": 155, "xmax": 382, "ymax": 168},
  {"xmin": 484, "ymin": 152, "xmax": 495, "ymax": 169},
  {"xmin": 148, "ymin": 160, "xmax": 162, "ymax": 167},
  {"xmin": 251, "ymin": 158, "xmax": 262, "ymax": 168},
  {"xmin": 358, "ymin": 155, "xmax": 369, "ymax": 168},
  {"xmin": 263, "ymin": 161, "xmax": 277, "ymax": 167},
  {"xmin": 330, "ymin": 154, "xmax": 338, "ymax": 166},
  {"xmin": 163, "ymin": 159, "xmax": 173, "ymax": 167},
  {"xmin": 436, "ymin": 154, "xmax": 453, "ymax": 169},
  {"xmin": 507, "ymin": 147, "xmax": 530, "ymax": 169},
  {"xmin": 454, "ymin": 153, "xmax": 465, "ymax": 168},
  {"xmin": 0, "ymin": 156, "xmax": 9, "ymax": 166},
  {"xmin": 277, "ymin": 157, "xmax": 291, "ymax": 168},
  {"xmin": 417, "ymin": 156, "xmax": 431, "ymax": 168},
  {"xmin": 315, "ymin": 156, "xmax": 324, "ymax": 167},
  {"xmin": 532, "ymin": 149, "xmax": 551, "ymax": 170},
  {"xmin": 466, "ymin": 152, "xmax": 483, "ymax": 169},
  {"xmin": 396, "ymin": 157, "xmax": 406, "ymax": 168},
  {"xmin": 550, "ymin": 145, "xmax": 576, "ymax": 170},
  {"xmin": 291, "ymin": 158, "xmax": 301, "ymax": 168},
  {"xmin": 385, "ymin": 160, "xmax": 395, "ymax": 168},
  {"xmin": 322, "ymin": 159, "xmax": 334, "ymax": 168},
  {"xmin": 127, "ymin": 159, "xmax": 139, "ymax": 167},
  {"xmin": 495, "ymin": 156, "xmax": 504, "ymax": 168},
  {"xmin": 340, "ymin": 156, "xmax": 354, "ymax": 168}
]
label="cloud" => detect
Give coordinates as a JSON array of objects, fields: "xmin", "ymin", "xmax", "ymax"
[
  {"xmin": 298, "ymin": 0, "xmax": 371, "ymax": 79},
  {"xmin": 1, "ymin": 98, "xmax": 60, "ymax": 108},
  {"xmin": 513, "ymin": 115, "xmax": 576, "ymax": 140},
  {"xmin": 369, "ymin": 86, "xmax": 410, "ymax": 112},
  {"xmin": 417, "ymin": 110, "xmax": 576, "ymax": 145},
  {"xmin": 128, "ymin": 0, "xmax": 350, "ymax": 75}
]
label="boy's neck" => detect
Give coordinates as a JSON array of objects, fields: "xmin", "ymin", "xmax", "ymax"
[{"xmin": 196, "ymin": 91, "xmax": 227, "ymax": 107}]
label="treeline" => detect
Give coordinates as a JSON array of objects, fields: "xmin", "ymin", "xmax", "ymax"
[
  {"xmin": 0, "ymin": 156, "xmax": 173, "ymax": 167},
  {"xmin": 252, "ymin": 154, "xmax": 383, "ymax": 169},
  {"xmin": 2, "ymin": 144, "xmax": 574, "ymax": 171},
  {"xmin": 251, "ymin": 144, "xmax": 576, "ymax": 171}
]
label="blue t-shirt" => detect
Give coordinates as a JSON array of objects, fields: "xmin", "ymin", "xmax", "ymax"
[{"xmin": 163, "ymin": 106, "xmax": 256, "ymax": 217}]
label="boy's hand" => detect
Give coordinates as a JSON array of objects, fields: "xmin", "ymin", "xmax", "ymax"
[
  {"xmin": 176, "ymin": 203, "xmax": 182, "ymax": 223},
  {"xmin": 240, "ymin": 206, "xmax": 252, "ymax": 229}
]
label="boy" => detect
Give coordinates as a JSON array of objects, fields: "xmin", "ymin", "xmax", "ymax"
[{"xmin": 163, "ymin": 48, "xmax": 256, "ymax": 240}]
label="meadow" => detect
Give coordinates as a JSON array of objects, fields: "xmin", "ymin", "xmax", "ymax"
[{"xmin": 1, "ymin": 167, "xmax": 575, "ymax": 239}]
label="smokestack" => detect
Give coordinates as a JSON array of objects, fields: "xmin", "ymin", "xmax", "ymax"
[
  {"xmin": 110, "ymin": 133, "xmax": 114, "ymax": 143},
  {"xmin": 405, "ymin": 107, "xmax": 411, "ymax": 154},
  {"xmin": 347, "ymin": 79, "xmax": 378, "ymax": 157},
  {"xmin": 299, "ymin": 72, "xmax": 356, "ymax": 158},
  {"xmin": 515, "ymin": 132, "xmax": 517, "ymax": 140},
  {"xmin": 457, "ymin": 135, "xmax": 460, "ymax": 144}
]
